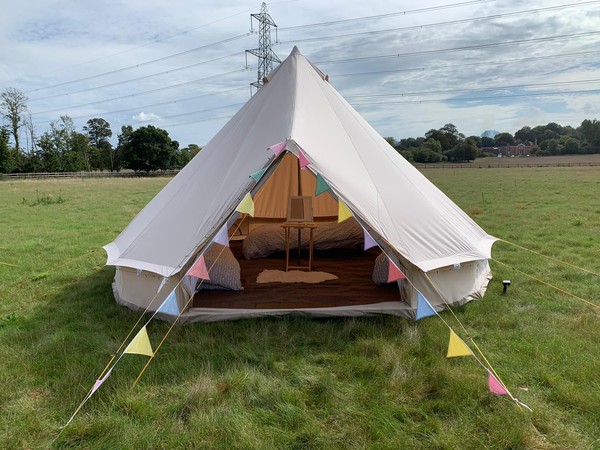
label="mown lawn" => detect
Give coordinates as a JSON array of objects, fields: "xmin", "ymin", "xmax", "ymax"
[{"xmin": 0, "ymin": 168, "xmax": 598, "ymax": 449}]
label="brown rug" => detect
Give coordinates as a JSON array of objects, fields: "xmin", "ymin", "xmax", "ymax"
[{"xmin": 256, "ymin": 269, "xmax": 338, "ymax": 284}]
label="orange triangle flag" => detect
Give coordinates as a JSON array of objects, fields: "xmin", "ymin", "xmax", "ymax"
[
  {"xmin": 187, "ymin": 255, "xmax": 210, "ymax": 280},
  {"xmin": 236, "ymin": 192, "xmax": 255, "ymax": 217},
  {"xmin": 447, "ymin": 330, "xmax": 472, "ymax": 358},
  {"xmin": 124, "ymin": 326, "xmax": 154, "ymax": 357},
  {"xmin": 338, "ymin": 199, "xmax": 352, "ymax": 223}
]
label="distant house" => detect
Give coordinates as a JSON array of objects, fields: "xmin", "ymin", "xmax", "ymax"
[{"xmin": 481, "ymin": 142, "xmax": 534, "ymax": 156}]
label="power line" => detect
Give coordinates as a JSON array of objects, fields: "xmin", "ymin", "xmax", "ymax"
[
  {"xmin": 95, "ymin": 79, "xmax": 600, "ymax": 129},
  {"xmin": 278, "ymin": 0, "xmax": 496, "ymax": 31},
  {"xmin": 65, "ymin": 87, "xmax": 247, "ymax": 120},
  {"xmin": 30, "ymin": 52, "xmax": 241, "ymax": 102},
  {"xmin": 345, "ymin": 78, "xmax": 600, "ymax": 100},
  {"xmin": 135, "ymin": 102, "xmax": 245, "ymax": 123},
  {"xmin": 30, "ymin": 69, "xmax": 251, "ymax": 116},
  {"xmin": 38, "ymin": 5, "xmax": 259, "ymax": 80},
  {"xmin": 351, "ymin": 88, "xmax": 600, "ymax": 106},
  {"xmin": 26, "ymin": 34, "xmax": 251, "ymax": 94},
  {"xmin": 330, "ymin": 50, "xmax": 600, "ymax": 78},
  {"xmin": 278, "ymin": 1, "xmax": 600, "ymax": 45},
  {"xmin": 313, "ymin": 31, "xmax": 600, "ymax": 65},
  {"xmin": 23, "ymin": 0, "xmax": 498, "ymax": 95},
  {"xmin": 46, "ymin": 49, "xmax": 598, "ymax": 123}
]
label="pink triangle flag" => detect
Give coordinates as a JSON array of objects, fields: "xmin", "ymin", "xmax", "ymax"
[
  {"xmin": 363, "ymin": 229, "xmax": 378, "ymax": 250},
  {"xmin": 186, "ymin": 255, "xmax": 210, "ymax": 280},
  {"xmin": 487, "ymin": 370, "xmax": 509, "ymax": 396},
  {"xmin": 267, "ymin": 141, "xmax": 287, "ymax": 156},
  {"xmin": 298, "ymin": 150, "xmax": 310, "ymax": 170},
  {"xmin": 90, "ymin": 369, "xmax": 112, "ymax": 397},
  {"xmin": 213, "ymin": 224, "xmax": 229, "ymax": 247},
  {"xmin": 388, "ymin": 260, "xmax": 407, "ymax": 283}
]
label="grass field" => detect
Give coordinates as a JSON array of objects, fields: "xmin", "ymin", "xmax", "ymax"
[{"xmin": 0, "ymin": 167, "xmax": 599, "ymax": 449}]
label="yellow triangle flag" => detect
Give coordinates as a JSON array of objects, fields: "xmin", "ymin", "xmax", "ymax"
[
  {"xmin": 447, "ymin": 330, "xmax": 472, "ymax": 358},
  {"xmin": 124, "ymin": 326, "xmax": 154, "ymax": 357},
  {"xmin": 236, "ymin": 192, "xmax": 255, "ymax": 217},
  {"xmin": 338, "ymin": 199, "xmax": 353, "ymax": 223}
]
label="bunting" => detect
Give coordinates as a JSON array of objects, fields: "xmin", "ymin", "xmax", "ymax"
[
  {"xmin": 315, "ymin": 173, "xmax": 330, "ymax": 196},
  {"xmin": 90, "ymin": 369, "xmax": 112, "ymax": 397},
  {"xmin": 213, "ymin": 224, "xmax": 230, "ymax": 247},
  {"xmin": 447, "ymin": 330, "xmax": 472, "ymax": 358},
  {"xmin": 298, "ymin": 150, "xmax": 310, "ymax": 170},
  {"xmin": 186, "ymin": 255, "xmax": 210, "ymax": 280},
  {"xmin": 415, "ymin": 291, "xmax": 437, "ymax": 320},
  {"xmin": 236, "ymin": 192, "xmax": 255, "ymax": 217},
  {"xmin": 249, "ymin": 168, "xmax": 267, "ymax": 182},
  {"xmin": 388, "ymin": 260, "xmax": 407, "ymax": 283},
  {"xmin": 363, "ymin": 229, "xmax": 378, "ymax": 250},
  {"xmin": 267, "ymin": 141, "xmax": 287, "ymax": 156},
  {"xmin": 156, "ymin": 277, "xmax": 168, "ymax": 294},
  {"xmin": 123, "ymin": 326, "xmax": 154, "ymax": 357},
  {"xmin": 157, "ymin": 290, "xmax": 180, "ymax": 316},
  {"xmin": 338, "ymin": 199, "xmax": 353, "ymax": 223},
  {"xmin": 487, "ymin": 370, "xmax": 509, "ymax": 395}
]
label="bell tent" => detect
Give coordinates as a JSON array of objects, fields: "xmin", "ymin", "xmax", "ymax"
[{"xmin": 104, "ymin": 46, "xmax": 497, "ymax": 323}]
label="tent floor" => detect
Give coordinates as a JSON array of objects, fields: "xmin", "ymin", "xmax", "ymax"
[{"xmin": 192, "ymin": 241, "xmax": 404, "ymax": 309}]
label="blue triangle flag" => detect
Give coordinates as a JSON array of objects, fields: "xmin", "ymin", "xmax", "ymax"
[
  {"xmin": 250, "ymin": 168, "xmax": 267, "ymax": 182},
  {"xmin": 157, "ymin": 289, "xmax": 180, "ymax": 316},
  {"xmin": 315, "ymin": 173, "xmax": 331, "ymax": 196},
  {"xmin": 416, "ymin": 291, "xmax": 437, "ymax": 320}
]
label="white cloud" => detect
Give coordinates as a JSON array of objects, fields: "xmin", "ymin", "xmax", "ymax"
[{"xmin": 132, "ymin": 112, "xmax": 161, "ymax": 122}]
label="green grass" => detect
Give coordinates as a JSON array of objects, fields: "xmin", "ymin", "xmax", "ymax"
[{"xmin": 0, "ymin": 169, "xmax": 599, "ymax": 448}]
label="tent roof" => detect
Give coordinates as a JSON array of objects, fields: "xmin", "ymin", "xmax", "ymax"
[{"xmin": 104, "ymin": 46, "xmax": 495, "ymax": 277}]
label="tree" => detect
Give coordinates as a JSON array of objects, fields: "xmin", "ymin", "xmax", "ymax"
[
  {"xmin": 384, "ymin": 137, "xmax": 397, "ymax": 147},
  {"xmin": 425, "ymin": 123, "xmax": 463, "ymax": 151},
  {"xmin": 494, "ymin": 132, "xmax": 514, "ymax": 146},
  {"xmin": 120, "ymin": 125, "xmax": 179, "ymax": 172},
  {"xmin": 37, "ymin": 115, "xmax": 88, "ymax": 172},
  {"xmin": 0, "ymin": 126, "xmax": 11, "ymax": 172},
  {"xmin": 1, "ymin": 88, "xmax": 29, "ymax": 153},
  {"xmin": 559, "ymin": 136, "xmax": 581, "ymax": 155},
  {"xmin": 83, "ymin": 118, "xmax": 112, "ymax": 147},
  {"xmin": 579, "ymin": 119, "xmax": 600, "ymax": 150},
  {"xmin": 515, "ymin": 126, "xmax": 535, "ymax": 143},
  {"xmin": 83, "ymin": 118, "xmax": 115, "ymax": 171},
  {"xmin": 481, "ymin": 136, "xmax": 495, "ymax": 147},
  {"xmin": 448, "ymin": 139, "xmax": 479, "ymax": 162},
  {"xmin": 466, "ymin": 135, "xmax": 482, "ymax": 147}
]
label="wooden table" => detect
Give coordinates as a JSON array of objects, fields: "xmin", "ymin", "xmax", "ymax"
[{"xmin": 281, "ymin": 222, "xmax": 317, "ymax": 271}]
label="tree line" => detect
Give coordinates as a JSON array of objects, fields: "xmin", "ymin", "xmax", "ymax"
[
  {"xmin": 386, "ymin": 119, "xmax": 600, "ymax": 163},
  {"xmin": 0, "ymin": 88, "xmax": 200, "ymax": 174},
  {"xmin": 3, "ymin": 86, "xmax": 600, "ymax": 172}
]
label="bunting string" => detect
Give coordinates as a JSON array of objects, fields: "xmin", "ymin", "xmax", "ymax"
[
  {"xmin": 419, "ymin": 271, "xmax": 525, "ymax": 410},
  {"xmin": 498, "ymin": 238, "xmax": 600, "ymax": 277},
  {"xmin": 0, "ymin": 261, "xmax": 17, "ymax": 267},
  {"xmin": 492, "ymin": 258, "xmax": 600, "ymax": 311},
  {"xmin": 63, "ymin": 147, "xmax": 305, "ymax": 434}
]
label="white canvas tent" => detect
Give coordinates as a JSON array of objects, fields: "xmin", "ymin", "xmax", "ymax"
[{"xmin": 104, "ymin": 46, "xmax": 496, "ymax": 323}]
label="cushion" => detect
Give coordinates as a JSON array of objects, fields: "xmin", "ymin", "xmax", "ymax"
[{"xmin": 190, "ymin": 244, "xmax": 243, "ymax": 291}]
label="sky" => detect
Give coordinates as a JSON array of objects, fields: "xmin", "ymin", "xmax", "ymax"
[{"xmin": 1, "ymin": 0, "xmax": 599, "ymax": 148}]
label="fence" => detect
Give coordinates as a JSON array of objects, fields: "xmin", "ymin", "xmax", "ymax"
[
  {"xmin": 0, "ymin": 170, "xmax": 180, "ymax": 180},
  {"xmin": 416, "ymin": 162, "xmax": 600, "ymax": 169}
]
